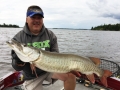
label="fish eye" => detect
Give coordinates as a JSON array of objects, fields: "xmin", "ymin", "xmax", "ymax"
[{"xmin": 22, "ymin": 43, "xmax": 27, "ymax": 47}]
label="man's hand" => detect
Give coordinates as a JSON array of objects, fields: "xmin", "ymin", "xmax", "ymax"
[
  {"xmin": 64, "ymin": 73, "xmax": 76, "ymax": 90},
  {"xmin": 70, "ymin": 71, "xmax": 81, "ymax": 77},
  {"xmin": 64, "ymin": 71, "xmax": 81, "ymax": 90}
]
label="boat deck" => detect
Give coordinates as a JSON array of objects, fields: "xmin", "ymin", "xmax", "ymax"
[{"xmin": 5, "ymin": 80, "xmax": 93, "ymax": 90}]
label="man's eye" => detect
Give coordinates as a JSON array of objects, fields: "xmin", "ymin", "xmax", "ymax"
[{"xmin": 31, "ymin": 17, "xmax": 35, "ymax": 19}]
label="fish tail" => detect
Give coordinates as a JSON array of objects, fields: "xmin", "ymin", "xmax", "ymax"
[{"xmin": 100, "ymin": 70, "xmax": 112, "ymax": 87}]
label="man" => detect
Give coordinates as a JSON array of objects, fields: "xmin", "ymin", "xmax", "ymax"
[{"xmin": 11, "ymin": 5, "xmax": 80, "ymax": 90}]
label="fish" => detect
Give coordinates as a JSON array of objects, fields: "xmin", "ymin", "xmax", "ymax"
[{"xmin": 6, "ymin": 39, "xmax": 112, "ymax": 87}]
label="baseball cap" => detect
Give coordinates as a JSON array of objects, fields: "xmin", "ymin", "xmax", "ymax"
[{"xmin": 26, "ymin": 5, "xmax": 44, "ymax": 18}]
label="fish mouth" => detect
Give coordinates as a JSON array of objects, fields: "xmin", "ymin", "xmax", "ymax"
[
  {"xmin": 6, "ymin": 40, "xmax": 14, "ymax": 48},
  {"xmin": 6, "ymin": 39, "xmax": 23, "ymax": 51}
]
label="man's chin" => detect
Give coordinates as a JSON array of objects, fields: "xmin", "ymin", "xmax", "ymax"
[{"xmin": 33, "ymin": 27, "xmax": 40, "ymax": 31}]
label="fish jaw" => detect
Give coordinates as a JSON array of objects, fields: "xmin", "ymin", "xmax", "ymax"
[{"xmin": 6, "ymin": 40, "xmax": 40, "ymax": 62}]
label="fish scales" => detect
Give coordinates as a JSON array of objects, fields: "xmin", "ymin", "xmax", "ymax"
[{"xmin": 34, "ymin": 50, "xmax": 103, "ymax": 76}]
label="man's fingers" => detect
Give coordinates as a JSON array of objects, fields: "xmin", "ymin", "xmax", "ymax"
[{"xmin": 70, "ymin": 71, "xmax": 81, "ymax": 77}]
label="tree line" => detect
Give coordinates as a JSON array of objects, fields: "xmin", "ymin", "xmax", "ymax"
[
  {"xmin": 0, "ymin": 23, "xmax": 19, "ymax": 28},
  {"xmin": 91, "ymin": 23, "xmax": 120, "ymax": 31}
]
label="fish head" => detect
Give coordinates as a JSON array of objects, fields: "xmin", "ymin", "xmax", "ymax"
[
  {"xmin": 6, "ymin": 39, "xmax": 24, "ymax": 52},
  {"xmin": 6, "ymin": 39, "xmax": 40, "ymax": 62}
]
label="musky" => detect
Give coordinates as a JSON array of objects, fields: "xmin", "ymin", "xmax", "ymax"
[{"xmin": 0, "ymin": 0, "xmax": 120, "ymax": 29}]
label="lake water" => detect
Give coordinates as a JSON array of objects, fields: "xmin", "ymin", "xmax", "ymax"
[{"xmin": 0, "ymin": 28, "xmax": 120, "ymax": 77}]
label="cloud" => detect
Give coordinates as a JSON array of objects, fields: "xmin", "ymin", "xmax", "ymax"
[
  {"xmin": 101, "ymin": 13, "xmax": 120, "ymax": 20},
  {"xmin": 0, "ymin": 0, "xmax": 120, "ymax": 29},
  {"xmin": 86, "ymin": 0, "xmax": 107, "ymax": 12}
]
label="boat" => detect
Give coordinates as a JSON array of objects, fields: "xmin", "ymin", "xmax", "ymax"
[
  {"xmin": 0, "ymin": 71, "xmax": 24, "ymax": 90},
  {"xmin": 0, "ymin": 59, "xmax": 120, "ymax": 90}
]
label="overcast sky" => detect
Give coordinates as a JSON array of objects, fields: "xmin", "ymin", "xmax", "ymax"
[{"xmin": 0, "ymin": 0, "xmax": 120, "ymax": 29}]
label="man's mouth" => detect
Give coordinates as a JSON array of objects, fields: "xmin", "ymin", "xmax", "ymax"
[{"xmin": 33, "ymin": 22, "xmax": 40, "ymax": 25}]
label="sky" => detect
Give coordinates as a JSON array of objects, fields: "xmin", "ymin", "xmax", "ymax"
[{"xmin": 0, "ymin": 0, "xmax": 120, "ymax": 29}]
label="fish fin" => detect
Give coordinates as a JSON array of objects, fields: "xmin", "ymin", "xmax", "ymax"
[
  {"xmin": 100, "ymin": 70, "xmax": 112, "ymax": 87},
  {"xmin": 30, "ymin": 63, "xmax": 38, "ymax": 78},
  {"xmin": 100, "ymin": 76, "xmax": 108, "ymax": 87},
  {"xmin": 89, "ymin": 57, "xmax": 101, "ymax": 66},
  {"xmin": 86, "ymin": 74, "xmax": 95, "ymax": 83}
]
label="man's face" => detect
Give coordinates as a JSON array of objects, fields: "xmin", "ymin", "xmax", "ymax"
[{"xmin": 26, "ymin": 14, "xmax": 43, "ymax": 35}]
